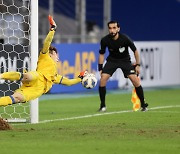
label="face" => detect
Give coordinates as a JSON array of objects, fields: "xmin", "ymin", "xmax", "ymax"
[
  {"xmin": 50, "ymin": 50, "xmax": 59, "ymax": 62},
  {"xmin": 108, "ymin": 23, "xmax": 120, "ymax": 38}
]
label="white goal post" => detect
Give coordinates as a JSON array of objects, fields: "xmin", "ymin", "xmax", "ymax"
[
  {"xmin": 0, "ymin": 0, "xmax": 39, "ymax": 123},
  {"xmin": 30, "ymin": 0, "xmax": 39, "ymax": 123}
]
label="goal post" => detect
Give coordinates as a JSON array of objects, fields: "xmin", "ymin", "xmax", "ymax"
[
  {"xmin": 0, "ymin": 0, "xmax": 39, "ymax": 123},
  {"xmin": 30, "ymin": 0, "xmax": 39, "ymax": 123}
]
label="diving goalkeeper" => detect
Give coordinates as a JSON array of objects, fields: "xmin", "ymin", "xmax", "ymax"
[{"xmin": 0, "ymin": 15, "xmax": 87, "ymax": 106}]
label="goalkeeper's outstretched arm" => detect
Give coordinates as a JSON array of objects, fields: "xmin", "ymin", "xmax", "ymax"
[
  {"xmin": 60, "ymin": 77, "xmax": 81, "ymax": 86},
  {"xmin": 53, "ymin": 75, "xmax": 81, "ymax": 86},
  {"xmin": 41, "ymin": 15, "xmax": 57, "ymax": 54},
  {"xmin": 53, "ymin": 71, "xmax": 88, "ymax": 86}
]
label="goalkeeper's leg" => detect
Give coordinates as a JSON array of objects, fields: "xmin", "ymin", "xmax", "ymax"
[
  {"xmin": 0, "ymin": 92, "xmax": 24, "ymax": 106},
  {"xmin": 0, "ymin": 71, "xmax": 39, "ymax": 106},
  {"xmin": 0, "ymin": 71, "xmax": 37, "ymax": 83},
  {"xmin": 0, "ymin": 72, "xmax": 23, "ymax": 81}
]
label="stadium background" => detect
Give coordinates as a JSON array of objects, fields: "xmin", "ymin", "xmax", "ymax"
[{"xmin": 39, "ymin": 0, "xmax": 180, "ymax": 41}]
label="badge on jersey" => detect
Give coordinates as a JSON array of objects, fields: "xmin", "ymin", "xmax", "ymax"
[{"xmin": 119, "ymin": 47, "xmax": 125, "ymax": 53}]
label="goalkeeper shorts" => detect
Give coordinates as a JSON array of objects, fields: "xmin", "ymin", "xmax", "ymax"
[{"xmin": 15, "ymin": 71, "xmax": 46, "ymax": 102}]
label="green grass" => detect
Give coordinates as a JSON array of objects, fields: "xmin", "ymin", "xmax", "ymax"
[{"xmin": 0, "ymin": 87, "xmax": 180, "ymax": 154}]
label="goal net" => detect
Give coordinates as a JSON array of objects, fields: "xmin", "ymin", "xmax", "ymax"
[{"xmin": 0, "ymin": 0, "xmax": 38, "ymax": 123}]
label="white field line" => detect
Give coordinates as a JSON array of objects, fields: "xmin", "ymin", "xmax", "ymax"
[
  {"xmin": 39, "ymin": 105, "xmax": 180, "ymax": 124},
  {"xmin": 150, "ymin": 111, "xmax": 180, "ymax": 113}
]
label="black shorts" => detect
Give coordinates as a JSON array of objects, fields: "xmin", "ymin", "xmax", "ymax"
[{"xmin": 102, "ymin": 60, "xmax": 136, "ymax": 78}]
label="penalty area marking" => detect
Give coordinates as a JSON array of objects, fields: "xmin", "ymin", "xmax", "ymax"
[{"xmin": 39, "ymin": 105, "xmax": 180, "ymax": 124}]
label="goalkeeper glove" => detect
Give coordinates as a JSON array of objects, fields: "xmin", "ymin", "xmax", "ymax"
[
  {"xmin": 48, "ymin": 15, "xmax": 57, "ymax": 31},
  {"xmin": 78, "ymin": 71, "xmax": 88, "ymax": 79}
]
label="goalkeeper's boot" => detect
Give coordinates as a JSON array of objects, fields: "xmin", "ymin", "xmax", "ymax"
[
  {"xmin": 48, "ymin": 15, "xmax": 57, "ymax": 31},
  {"xmin": 78, "ymin": 71, "xmax": 88, "ymax": 79},
  {"xmin": 98, "ymin": 106, "xmax": 106, "ymax": 112},
  {"xmin": 141, "ymin": 103, "xmax": 148, "ymax": 112}
]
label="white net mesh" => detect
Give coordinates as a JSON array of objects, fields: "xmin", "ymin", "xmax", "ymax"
[{"xmin": 0, "ymin": 0, "xmax": 31, "ymax": 122}]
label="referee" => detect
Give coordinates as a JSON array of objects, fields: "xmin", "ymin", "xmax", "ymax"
[{"xmin": 98, "ymin": 21, "xmax": 148, "ymax": 112}]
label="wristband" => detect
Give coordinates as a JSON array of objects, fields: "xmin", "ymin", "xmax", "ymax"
[
  {"xmin": 98, "ymin": 64, "xmax": 103, "ymax": 71},
  {"xmin": 50, "ymin": 25, "xmax": 56, "ymax": 31}
]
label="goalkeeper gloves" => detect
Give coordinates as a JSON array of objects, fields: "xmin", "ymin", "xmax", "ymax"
[
  {"xmin": 48, "ymin": 15, "xmax": 57, "ymax": 31},
  {"xmin": 78, "ymin": 71, "xmax": 88, "ymax": 79}
]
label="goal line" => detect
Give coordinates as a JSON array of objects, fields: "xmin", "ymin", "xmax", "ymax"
[{"xmin": 19, "ymin": 105, "xmax": 179, "ymax": 125}]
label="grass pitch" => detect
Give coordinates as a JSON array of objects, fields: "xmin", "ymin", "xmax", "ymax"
[{"xmin": 0, "ymin": 87, "xmax": 180, "ymax": 154}]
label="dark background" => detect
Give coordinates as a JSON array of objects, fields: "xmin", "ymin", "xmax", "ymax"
[{"xmin": 39, "ymin": 0, "xmax": 180, "ymax": 41}]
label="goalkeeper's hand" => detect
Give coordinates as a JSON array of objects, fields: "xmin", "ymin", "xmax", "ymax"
[
  {"xmin": 48, "ymin": 15, "xmax": 57, "ymax": 31},
  {"xmin": 78, "ymin": 71, "xmax": 88, "ymax": 79}
]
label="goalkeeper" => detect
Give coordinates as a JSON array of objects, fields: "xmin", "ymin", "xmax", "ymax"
[{"xmin": 0, "ymin": 15, "xmax": 86, "ymax": 107}]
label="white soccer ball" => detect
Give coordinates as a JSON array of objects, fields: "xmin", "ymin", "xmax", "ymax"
[{"xmin": 82, "ymin": 73, "xmax": 97, "ymax": 89}]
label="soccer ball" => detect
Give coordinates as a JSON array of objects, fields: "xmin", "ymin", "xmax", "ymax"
[{"xmin": 82, "ymin": 73, "xmax": 97, "ymax": 89}]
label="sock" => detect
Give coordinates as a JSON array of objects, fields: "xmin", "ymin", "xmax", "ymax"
[
  {"xmin": 135, "ymin": 85, "xmax": 145, "ymax": 107},
  {"xmin": 0, "ymin": 96, "xmax": 14, "ymax": 106},
  {"xmin": 1, "ymin": 72, "xmax": 23, "ymax": 81},
  {"xmin": 99, "ymin": 86, "xmax": 106, "ymax": 108}
]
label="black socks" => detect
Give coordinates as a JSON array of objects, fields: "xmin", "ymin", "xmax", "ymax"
[
  {"xmin": 99, "ymin": 85, "xmax": 146, "ymax": 108},
  {"xmin": 135, "ymin": 85, "xmax": 145, "ymax": 107},
  {"xmin": 99, "ymin": 86, "xmax": 106, "ymax": 108}
]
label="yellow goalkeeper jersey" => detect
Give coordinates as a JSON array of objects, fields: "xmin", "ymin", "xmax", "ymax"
[
  {"xmin": 35, "ymin": 30, "xmax": 81, "ymax": 94},
  {"xmin": 37, "ymin": 52, "xmax": 59, "ymax": 93},
  {"xmin": 36, "ymin": 30, "xmax": 62, "ymax": 93}
]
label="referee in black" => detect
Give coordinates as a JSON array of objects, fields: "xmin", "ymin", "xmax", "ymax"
[{"xmin": 98, "ymin": 21, "xmax": 148, "ymax": 112}]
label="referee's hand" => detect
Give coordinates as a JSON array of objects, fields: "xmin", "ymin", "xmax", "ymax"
[{"xmin": 135, "ymin": 65, "xmax": 140, "ymax": 75}]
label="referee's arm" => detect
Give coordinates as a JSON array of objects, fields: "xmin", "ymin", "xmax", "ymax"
[
  {"xmin": 98, "ymin": 39, "xmax": 106, "ymax": 72},
  {"xmin": 134, "ymin": 50, "xmax": 141, "ymax": 75},
  {"xmin": 98, "ymin": 53, "xmax": 104, "ymax": 72},
  {"xmin": 134, "ymin": 50, "xmax": 140, "ymax": 66}
]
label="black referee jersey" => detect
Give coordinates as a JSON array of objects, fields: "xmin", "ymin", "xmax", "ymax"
[{"xmin": 99, "ymin": 33, "xmax": 137, "ymax": 61}]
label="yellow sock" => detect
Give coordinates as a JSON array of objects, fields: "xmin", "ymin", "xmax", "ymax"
[
  {"xmin": 1, "ymin": 72, "xmax": 22, "ymax": 81},
  {"xmin": 0, "ymin": 96, "xmax": 13, "ymax": 106}
]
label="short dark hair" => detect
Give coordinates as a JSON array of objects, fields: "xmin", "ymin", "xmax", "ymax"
[
  {"xmin": 49, "ymin": 46, "xmax": 57, "ymax": 54},
  {"xmin": 107, "ymin": 21, "xmax": 120, "ymax": 28}
]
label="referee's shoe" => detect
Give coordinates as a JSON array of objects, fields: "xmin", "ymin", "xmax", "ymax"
[
  {"xmin": 141, "ymin": 103, "xmax": 148, "ymax": 112},
  {"xmin": 98, "ymin": 107, "xmax": 106, "ymax": 112}
]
